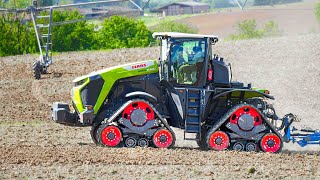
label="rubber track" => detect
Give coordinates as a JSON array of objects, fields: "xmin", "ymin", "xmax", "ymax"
[
  {"xmin": 99, "ymin": 99, "xmax": 176, "ymax": 148},
  {"xmin": 90, "ymin": 124, "xmax": 101, "ymax": 145},
  {"xmin": 206, "ymin": 104, "xmax": 283, "ymax": 150}
]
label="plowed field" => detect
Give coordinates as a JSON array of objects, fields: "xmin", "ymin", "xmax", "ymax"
[
  {"xmin": 180, "ymin": 0, "xmax": 320, "ymax": 38},
  {"xmin": 1, "ymin": 34, "xmax": 320, "ymax": 179}
]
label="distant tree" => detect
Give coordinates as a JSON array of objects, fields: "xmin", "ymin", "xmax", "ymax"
[
  {"xmin": 229, "ymin": 19, "xmax": 280, "ymax": 40},
  {"xmin": 99, "ymin": 16, "xmax": 152, "ymax": 49},
  {"xmin": 0, "ymin": 10, "xmax": 97, "ymax": 57},
  {"xmin": 0, "ymin": 13, "xmax": 36, "ymax": 56},
  {"xmin": 5, "ymin": 0, "xmax": 30, "ymax": 8},
  {"xmin": 262, "ymin": 20, "xmax": 280, "ymax": 36},
  {"xmin": 152, "ymin": 20, "xmax": 198, "ymax": 34},
  {"xmin": 254, "ymin": 0, "xmax": 302, "ymax": 6},
  {"xmin": 41, "ymin": 0, "xmax": 53, "ymax": 6},
  {"xmin": 0, "ymin": 0, "xmax": 5, "ymax": 7},
  {"xmin": 254, "ymin": 0, "xmax": 272, "ymax": 6},
  {"xmin": 315, "ymin": 3, "xmax": 320, "ymax": 23},
  {"xmin": 0, "ymin": 10, "xmax": 154, "ymax": 56},
  {"xmin": 50, "ymin": 10, "xmax": 97, "ymax": 52},
  {"xmin": 229, "ymin": 19, "xmax": 263, "ymax": 40}
]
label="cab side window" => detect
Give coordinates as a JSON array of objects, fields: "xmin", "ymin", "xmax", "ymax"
[{"xmin": 169, "ymin": 40, "xmax": 206, "ymax": 86}]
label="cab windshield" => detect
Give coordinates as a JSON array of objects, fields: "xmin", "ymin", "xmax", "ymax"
[{"xmin": 169, "ymin": 38, "xmax": 206, "ymax": 86}]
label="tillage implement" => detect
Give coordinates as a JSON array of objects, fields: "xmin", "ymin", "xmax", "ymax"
[{"xmin": 52, "ymin": 32, "xmax": 320, "ymax": 152}]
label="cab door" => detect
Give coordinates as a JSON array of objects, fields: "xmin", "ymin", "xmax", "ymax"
[{"xmin": 163, "ymin": 38, "xmax": 209, "ymax": 129}]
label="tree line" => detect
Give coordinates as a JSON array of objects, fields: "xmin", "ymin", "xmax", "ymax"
[
  {"xmin": 0, "ymin": 9, "xmax": 198, "ymax": 57},
  {"xmin": 0, "ymin": 10, "xmax": 153, "ymax": 57}
]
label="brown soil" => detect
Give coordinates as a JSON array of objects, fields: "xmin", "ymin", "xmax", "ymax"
[
  {"xmin": 1, "ymin": 33, "xmax": 320, "ymax": 178},
  {"xmin": 180, "ymin": 0, "xmax": 320, "ymax": 38}
]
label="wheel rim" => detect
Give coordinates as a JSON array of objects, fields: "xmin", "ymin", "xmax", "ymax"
[
  {"xmin": 153, "ymin": 129, "xmax": 173, "ymax": 148},
  {"xmin": 100, "ymin": 126, "xmax": 122, "ymax": 147},
  {"xmin": 122, "ymin": 101, "xmax": 155, "ymax": 126},
  {"xmin": 208, "ymin": 131, "xmax": 230, "ymax": 151},
  {"xmin": 230, "ymin": 106, "xmax": 262, "ymax": 126},
  {"xmin": 260, "ymin": 133, "xmax": 282, "ymax": 153}
]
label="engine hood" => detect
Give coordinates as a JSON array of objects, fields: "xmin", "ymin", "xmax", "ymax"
[
  {"xmin": 73, "ymin": 60, "xmax": 158, "ymax": 83},
  {"xmin": 71, "ymin": 60, "xmax": 159, "ymax": 114}
]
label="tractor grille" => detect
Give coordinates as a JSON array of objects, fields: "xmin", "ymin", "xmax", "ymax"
[{"xmin": 81, "ymin": 75, "xmax": 104, "ymax": 108}]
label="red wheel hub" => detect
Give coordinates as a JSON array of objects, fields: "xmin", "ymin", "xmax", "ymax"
[
  {"xmin": 230, "ymin": 106, "xmax": 262, "ymax": 126},
  {"xmin": 100, "ymin": 125, "xmax": 122, "ymax": 147},
  {"xmin": 153, "ymin": 129, "xmax": 173, "ymax": 148},
  {"xmin": 260, "ymin": 133, "xmax": 282, "ymax": 153},
  {"xmin": 208, "ymin": 131, "xmax": 230, "ymax": 151},
  {"xmin": 122, "ymin": 101, "xmax": 155, "ymax": 126}
]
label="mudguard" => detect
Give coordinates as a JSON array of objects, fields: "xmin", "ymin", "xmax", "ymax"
[
  {"xmin": 125, "ymin": 91, "xmax": 158, "ymax": 102},
  {"xmin": 212, "ymin": 89, "xmax": 274, "ymax": 100}
]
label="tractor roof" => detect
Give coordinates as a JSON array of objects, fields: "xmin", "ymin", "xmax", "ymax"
[{"xmin": 152, "ymin": 32, "xmax": 218, "ymax": 39}]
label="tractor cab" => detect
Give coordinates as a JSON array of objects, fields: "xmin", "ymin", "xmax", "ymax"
[
  {"xmin": 153, "ymin": 32, "xmax": 237, "ymax": 136},
  {"xmin": 153, "ymin": 32, "xmax": 229, "ymax": 88}
]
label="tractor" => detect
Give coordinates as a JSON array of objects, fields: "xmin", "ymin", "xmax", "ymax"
[{"xmin": 52, "ymin": 32, "xmax": 320, "ymax": 152}]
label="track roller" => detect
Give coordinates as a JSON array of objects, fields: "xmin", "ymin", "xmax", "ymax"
[
  {"xmin": 246, "ymin": 142, "xmax": 257, "ymax": 152},
  {"xmin": 207, "ymin": 131, "xmax": 230, "ymax": 151},
  {"xmin": 260, "ymin": 133, "xmax": 282, "ymax": 153},
  {"xmin": 152, "ymin": 128, "xmax": 174, "ymax": 148},
  {"xmin": 98, "ymin": 124, "xmax": 122, "ymax": 147},
  {"xmin": 125, "ymin": 137, "xmax": 137, "ymax": 148},
  {"xmin": 233, "ymin": 142, "xmax": 244, "ymax": 151},
  {"xmin": 138, "ymin": 138, "xmax": 149, "ymax": 148}
]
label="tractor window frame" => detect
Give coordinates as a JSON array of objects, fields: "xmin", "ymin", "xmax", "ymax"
[{"xmin": 168, "ymin": 38, "xmax": 208, "ymax": 87}]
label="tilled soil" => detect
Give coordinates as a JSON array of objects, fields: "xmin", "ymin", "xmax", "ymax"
[
  {"xmin": 1, "ymin": 34, "xmax": 320, "ymax": 179},
  {"xmin": 180, "ymin": 0, "xmax": 320, "ymax": 38}
]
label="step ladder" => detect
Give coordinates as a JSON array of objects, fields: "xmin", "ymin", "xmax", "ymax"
[
  {"xmin": 30, "ymin": 7, "xmax": 53, "ymax": 73},
  {"xmin": 184, "ymin": 89, "xmax": 203, "ymax": 140}
]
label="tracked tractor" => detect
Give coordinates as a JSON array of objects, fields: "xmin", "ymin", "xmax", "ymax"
[{"xmin": 52, "ymin": 32, "xmax": 320, "ymax": 152}]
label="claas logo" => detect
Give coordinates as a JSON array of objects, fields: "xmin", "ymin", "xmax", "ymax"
[{"xmin": 132, "ymin": 64, "xmax": 147, "ymax": 69}]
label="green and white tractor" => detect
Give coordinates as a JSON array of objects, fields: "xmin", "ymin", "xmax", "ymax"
[{"xmin": 52, "ymin": 32, "xmax": 312, "ymax": 152}]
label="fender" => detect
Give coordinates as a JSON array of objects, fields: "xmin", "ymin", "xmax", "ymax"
[
  {"xmin": 203, "ymin": 89, "xmax": 274, "ymax": 121},
  {"xmin": 212, "ymin": 89, "xmax": 275, "ymax": 100},
  {"xmin": 125, "ymin": 91, "xmax": 158, "ymax": 102}
]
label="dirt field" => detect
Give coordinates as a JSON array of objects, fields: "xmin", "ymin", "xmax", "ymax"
[
  {"xmin": 0, "ymin": 32, "xmax": 320, "ymax": 179},
  {"xmin": 180, "ymin": 0, "xmax": 320, "ymax": 38}
]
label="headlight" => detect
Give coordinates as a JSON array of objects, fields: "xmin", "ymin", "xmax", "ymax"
[{"xmin": 74, "ymin": 78, "xmax": 88, "ymax": 87}]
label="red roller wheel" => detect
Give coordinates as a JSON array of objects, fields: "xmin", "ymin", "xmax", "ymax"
[
  {"xmin": 122, "ymin": 101, "xmax": 155, "ymax": 126},
  {"xmin": 100, "ymin": 125, "xmax": 122, "ymax": 147},
  {"xmin": 208, "ymin": 131, "xmax": 230, "ymax": 151},
  {"xmin": 260, "ymin": 133, "xmax": 282, "ymax": 153},
  {"xmin": 153, "ymin": 129, "xmax": 174, "ymax": 148},
  {"xmin": 230, "ymin": 106, "xmax": 262, "ymax": 126}
]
